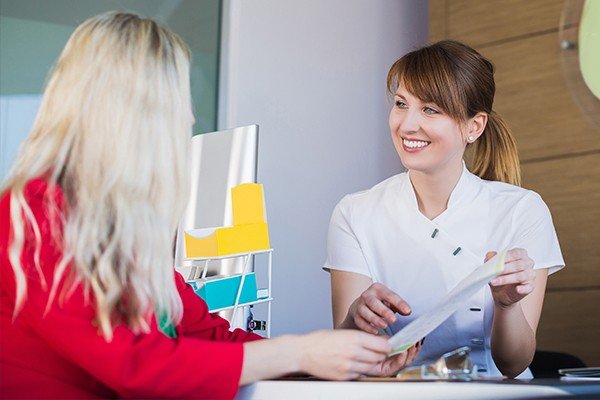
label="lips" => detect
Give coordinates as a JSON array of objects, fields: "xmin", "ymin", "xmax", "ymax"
[{"xmin": 402, "ymin": 138, "xmax": 431, "ymax": 152}]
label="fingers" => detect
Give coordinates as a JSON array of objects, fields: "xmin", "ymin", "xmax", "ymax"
[
  {"xmin": 351, "ymin": 346, "xmax": 389, "ymax": 364},
  {"xmin": 354, "ymin": 284, "xmax": 411, "ymax": 333},
  {"xmin": 485, "ymin": 248, "xmax": 535, "ymax": 273},
  {"xmin": 336, "ymin": 360, "xmax": 377, "ymax": 380},
  {"xmin": 515, "ymin": 283, "xmax": 534, "ymax": 295},
  {"xmin": 502, "ymin": 256, "xmax": 535, "ymax": 274},
  {"xmin": 381, "ymin": 292, "xmax": 411, "ymax": 316},
  {"xmin": 337, "ymin": 333, "xmax": 391, "ymax": 379},
  {"xmin": 369, "ymin": 283, "xmax": 411, "ymax": 316},
  {"xmin": 384, "ymin": 351, "xmax": 409, "ymax": 374},
  {"xmin": 484, "ymin": 251, "xmax": 497, "ymax": 262},
  {"xmin": 355, "ymin": 331, "xmax": 393, "ymax": 355},
  {"xmin": 406, "ymin": 346, "xmax": 418, "ymax": 366},
  {"xmin": 363, "ymin": 295, "xmax": 397, "ymax": 325},
  {"xmin": 409, "ymin": 337, "xmax": 424, "ymax": 362},
  {"xmin": 489, "ymin": 248, "xmax": 535, "ymax": 287},
  {"xmin": 505, "ymin": 248, "xmax": 529, "ymax": 263},
  {"xmin": 303, "ymin": 330, "xmax": 393, "ymax": 381},
  {"xmin": 374, "ymin": 339, "xmax": 422, "ymax": 377},
  {"xmin": 356, "ymin": 349, "xmax": 390, "ymax": 366},
  {"xmin": 491, "ymin": 266, "xmax": 536, "ymax": 286},
  {"xmin": 488, "ymin": 249, "xmax": 537, "ymax": 307},
  {"xmin": 356, "ymin": 302, "xmax": 389, "ymax": 332},
  {"xmin": 497, "ymin": 263, "xmax": 534, "ymax": 278},
  {"xmin": 354, "ymin": 314, "xmax": 380, "ymax": 335}
]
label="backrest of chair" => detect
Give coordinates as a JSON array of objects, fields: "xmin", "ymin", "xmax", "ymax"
[{"xmin": 530, "ymin": 350, "xmax": 588, "ymax": 378}]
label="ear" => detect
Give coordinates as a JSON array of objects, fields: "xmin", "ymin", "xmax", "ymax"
[{"xmin": 465, "ymin": 112, "xmax": 488, "ymax": 143}]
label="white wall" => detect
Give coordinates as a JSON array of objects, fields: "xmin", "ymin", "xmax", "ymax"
[{"xmin": 219, "ymin": 0, "xmax": 428, "ymax": 335}]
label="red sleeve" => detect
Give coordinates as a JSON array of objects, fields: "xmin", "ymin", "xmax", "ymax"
[
  {"xmin": 0, "ymin": 180, "xmax": 257, "ymax": 399},
  {"xmin": 175, "ymin": 272, "xmax": 264, "ymax": 343}
]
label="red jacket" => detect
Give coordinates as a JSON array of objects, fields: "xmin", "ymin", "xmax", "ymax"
[{"xmin": 0, "ymin": 179, "xmax": 263, "ymax": 399}]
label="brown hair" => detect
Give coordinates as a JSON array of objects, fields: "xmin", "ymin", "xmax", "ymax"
[{"xmin": 387, "ymin": 40, "xmax": 521, "ymax": 186}]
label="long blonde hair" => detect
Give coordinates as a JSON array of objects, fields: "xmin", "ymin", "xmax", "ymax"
[
  {"xmin": 1, "ymin": 12, "xmax": 192, "ymax": 340},
  {"xmin": 387, "ymin": 40, "xmax": 521, "ymax": 186}
]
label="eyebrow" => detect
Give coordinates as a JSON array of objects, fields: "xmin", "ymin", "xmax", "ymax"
[{"xmin": 396, "ymin": 93, "xmax": 438, "ymax": 107}]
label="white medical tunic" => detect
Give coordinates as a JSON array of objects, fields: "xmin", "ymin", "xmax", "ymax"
[{"xmin": 324, "ymin": 166, "xmax": 565, "ymax": 378}]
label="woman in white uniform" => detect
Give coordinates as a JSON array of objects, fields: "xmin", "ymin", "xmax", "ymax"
[{"xmin": 326, "ymin": 40, "xmax": 564, "ymax": 379}]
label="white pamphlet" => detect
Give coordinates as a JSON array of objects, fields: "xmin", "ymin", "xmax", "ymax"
[{"xmin": 388, "ymin": 250, "xmax": 506, "ymax": 356}]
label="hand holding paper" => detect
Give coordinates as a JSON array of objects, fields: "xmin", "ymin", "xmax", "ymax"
[
  {"xmin": 488, "ymin": 248, "xmax": 536, "ymax": 308},
  {"xmin": 345, "ymin": 282, "xmax": 412, "ymax": 335},
  {"xmin": 388, "ymin": 250, "xmax": 507, "ymax": 356}
]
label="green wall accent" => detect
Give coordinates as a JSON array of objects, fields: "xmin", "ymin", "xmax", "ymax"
[
  {"xmin": 0, "ymin": 16, "xmax": 73, "ymax": 95},
  {"xmin": 580, "ymin": 0, "xmax": 600, "ymax": 100},
  {"xmin": 0, "ymin": 0, "xmax": 222, "ymax": 133}
]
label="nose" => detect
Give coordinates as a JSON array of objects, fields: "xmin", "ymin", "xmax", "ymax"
[{"xmin": 399, "ymin": 108, "xmax": 420, "ymax": 134}]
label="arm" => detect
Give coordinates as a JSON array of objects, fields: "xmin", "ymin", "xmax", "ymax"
[
  {"xmin": 240, "ymin": 330, "xmax": 420, "ymax": 383},
  {"xmin": 326, "ymin": 200, "xmax": 411, "ymax": 333},
  {"xmin": 164, "ymin": 268, "xmax": 413, "ymax": 383},
  {"xmin": 331, "ymin": 269, "xmax": 372, "ymax": 329},
  {"xmin": 175, "ymin": 271, "xmax": 263, "ymax": 343},
  {"xmin": 13, "ymin": 266, "xmax": 412, "ymax": 396},
  {"xmin": 12, "ymin": 276, "xmax": 247, "ymax": 399},
  {"xmin": 487, "ymin": 249, "xmax": 548, "ymax": 378},
  {"xmin": 488, "ymin": 193, "xmax": 564, "ymax": 377},
  {"xmin": 0, "ymin": 185, "xmax": 249, "ymax": 399},
  {"xmin": 330, "ymin": 270, "xmax": 420, "ymax": 376},
  {"xmin": 331, "ymin": 270, "xmax": 411, "ymax": 334}
]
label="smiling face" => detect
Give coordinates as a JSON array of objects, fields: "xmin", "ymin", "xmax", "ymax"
[{"xmin": 389, "ymin": 83, "xmax": 469, "ymax": 176}]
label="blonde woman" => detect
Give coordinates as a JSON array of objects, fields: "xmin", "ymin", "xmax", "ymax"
[
  {"xmin": 0, "ymin": 12, "xmax": 419, "ymax": 399},
  {"xmin": 327, "ymin": 41, "xmax": 564, "ymax": 379}
]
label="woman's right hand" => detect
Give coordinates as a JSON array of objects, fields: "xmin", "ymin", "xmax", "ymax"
[
  {"xmin": 345, "ymin": 283, "xmax": 411, "ymax": 334},
  {"xmin": 241, "ymin": 329, "xmax": 418, "ymax": 384},
  {"xmin": 295, "ymin": 329, "xmax": 394, "ymax": 380}
]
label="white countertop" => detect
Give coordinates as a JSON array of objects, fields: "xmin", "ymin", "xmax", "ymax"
[{"xmin": 236, "ymin": 380, "xmax": 573, "ymax": 400}]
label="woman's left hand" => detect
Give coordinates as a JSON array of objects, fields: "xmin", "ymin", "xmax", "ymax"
[
  {"xmin": 486, "ymin": 248, "xmax": 536, "ymax": 308},
  {"xmin": 366, "ymin": 339, "xmax": 422, "ymax": 377}
]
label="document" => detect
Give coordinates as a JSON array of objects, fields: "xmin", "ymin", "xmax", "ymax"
[
  {"xmin": 388, "ymin": 250, "xmax": 506, "ymax": 356},
  {"xmin": 559, "ymin": 367, "xmax": 600, "ymax": 378}
]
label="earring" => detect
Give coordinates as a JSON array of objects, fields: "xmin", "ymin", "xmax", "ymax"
[{"xmin": 468, "ymin": 135, "xmax": 474, "ymax": 142}]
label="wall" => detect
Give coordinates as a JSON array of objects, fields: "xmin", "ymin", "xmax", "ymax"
[
  {"xmin": 0, "ymin": 1, "xmax": 222, "ymax": 181},
  {"xmin": 0, "ymin": 16, "xmax": 73, "ymax": 94},
  {"xmin": 0, "ymin": 16, "xmax": 69, "ymax": 179},
  {"xmin": 219, "ymin": 0, "xmax": 428, "ymax": 335},
  {"xmin": 430, "ymin": 0, "xmax": 600, "ymax": 366}
]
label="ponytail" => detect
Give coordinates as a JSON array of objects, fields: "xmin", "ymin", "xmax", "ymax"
[{"xmin": 468, "ymin": 111, "xmax": 521, "ymax": 186}]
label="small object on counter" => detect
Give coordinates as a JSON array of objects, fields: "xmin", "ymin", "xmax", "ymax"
[{"xmin": 396, "ymin": 346, "xmax": 479, "ymax": 381}]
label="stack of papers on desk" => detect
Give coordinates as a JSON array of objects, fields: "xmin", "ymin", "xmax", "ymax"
[{"xmin": 559, "ymin": 367, "xmax": 600, "ymax": 380}]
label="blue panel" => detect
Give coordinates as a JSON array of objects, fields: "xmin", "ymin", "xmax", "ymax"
[{"xmin": 193, "ymin": 273, "xmax": 258, "ymax": 311}]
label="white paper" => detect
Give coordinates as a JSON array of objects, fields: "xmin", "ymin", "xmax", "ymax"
[{"xmin": 388, "ymin": 250, "xmax": 506, "ymax": 356}]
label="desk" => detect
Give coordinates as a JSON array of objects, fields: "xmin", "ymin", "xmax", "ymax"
[{"xmin": 237, "ymin": 378, "xmax": 600, "ymax": 399}]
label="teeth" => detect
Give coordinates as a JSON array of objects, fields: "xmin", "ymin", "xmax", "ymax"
[{"xmin": 403, "ymin": 139, "xmax": 430, "ymax": 148}]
